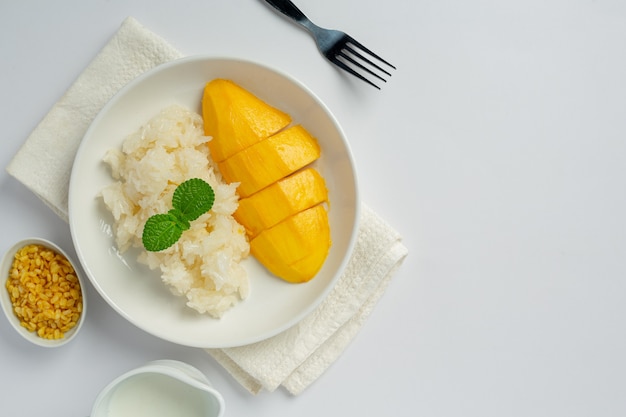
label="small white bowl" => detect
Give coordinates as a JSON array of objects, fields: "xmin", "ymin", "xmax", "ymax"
[
  {"xmin": 91, "ymin": 360, "xmax": 225, "ymax": 417},
  {"xmin": 0, "ymin": 237, "xmax": 87, "ymax": 347}
]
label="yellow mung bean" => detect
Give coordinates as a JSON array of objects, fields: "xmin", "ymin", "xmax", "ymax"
[{"xmin": 5, "ymin": 244, "xmax": 83, "ymax": 340}]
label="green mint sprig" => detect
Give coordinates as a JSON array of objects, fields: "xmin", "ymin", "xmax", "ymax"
[{"xmin": 142, "ymin": 178, "xmax": 215, "ymax": 252}]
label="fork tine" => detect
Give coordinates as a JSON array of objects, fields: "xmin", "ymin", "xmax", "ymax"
[
  {"xmin": 334, "ymin": 35, "xmax": 395, "ymax": 88},
  {"xmin": 342, "ymin": 44, "xmax": 392, "ymax": 77},
  {"xmin": 338, "ymin": 50, "xmax": 387, "ymax": 83},
  {"xmin": 345, "ymin": 35, "xmax": 396, "ymax": 70},
  {"xmin": 329, "ymin": 55, "xmax": 383, "ymax": 89}
]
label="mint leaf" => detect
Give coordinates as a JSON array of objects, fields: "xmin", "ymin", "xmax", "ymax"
[
  {"xmin": 168, "ymin": 208, "xmax": 190, "ymax": 231},
  {"xmin": 141, "ymin": 178, "xmax": 215, "ymax": 252},
  {"xmin": 142, "ymin": 213, "xmax": 184, "ymax": 252},
  {"xmin": 172, "ymin": 178, "xmax": 215, "ymax": 221}
]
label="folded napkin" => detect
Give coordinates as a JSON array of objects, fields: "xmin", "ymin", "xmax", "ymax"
[
  {"xmin": 6, "ymin": 17, "xmax": 183, "ymax": 221},
  {"xmin": 6, "ymin": 17, "xmax": 408, "ymax": 395},
  {"xmin": 208, "ymin": 205, "xmax": 407, "ymax": 394}
]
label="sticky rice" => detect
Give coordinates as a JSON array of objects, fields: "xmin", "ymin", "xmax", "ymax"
[{"xmin": 99, "ymin": 104, "xmax": 249, "ymax": 318}]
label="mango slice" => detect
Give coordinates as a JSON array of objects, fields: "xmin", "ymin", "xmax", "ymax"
[
  {"xmin": 217, "ymin": 125, "xmax": 321, "ymax": 198},
  {"xmin": 202, "ymin": 79, "xmax": 291, "ymax": 162},
  {"xmin": 234, "ymin": 168, "xmax": 328, "ymax": 238},
  {"xmin": 250, "ymin": 205, "xmax": 331, "ymax": 283},
  {"xmin": 202, "ymin": 79, "xmax": 332, "ymax": 284}
]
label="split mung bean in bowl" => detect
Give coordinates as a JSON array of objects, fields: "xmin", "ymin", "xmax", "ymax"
[{"xmin": 0, "ymin": 237, "xmax": 87, "ymax": 347}]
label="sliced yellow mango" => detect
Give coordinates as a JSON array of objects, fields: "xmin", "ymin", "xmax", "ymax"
[
  {"xmin": 202, "ymin": 79, "xmax": 291, "ymax": 162},
  {"xmin": 250, "ymin": 205, "xmax": 331, "ymax": 283},
  {"xmin": 254, "ymin": 245, "xmax": 330, "ymax": 284},
  {"xmin": 234, "ymin": 168, "xmax": 328, "ymax": 238},
  {"xmin": 217, "ymin": 125, "xmax": 321, "ymax": 198},
  {"xmin": 201, "ymin": 79, "xmax": 332, "ymax": 283},
  {"xmin": 286, "ymin": 247, "xmax": 332, "ymax": 283}
]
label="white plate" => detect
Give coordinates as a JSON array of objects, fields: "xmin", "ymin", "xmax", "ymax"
[{"xmin": 68, "ymin": 56, "xmax": 359, "ymax": 348}]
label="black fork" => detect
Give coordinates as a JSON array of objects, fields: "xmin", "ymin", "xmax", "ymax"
[{"xmin": 262, "ymin": 0, "xmax": 396, "ymax": 89}]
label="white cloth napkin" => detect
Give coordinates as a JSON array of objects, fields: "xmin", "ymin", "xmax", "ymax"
[
  {"xmin": 208, "ymin": 205, "xmax": 407, "ymax": 394},
  {"xmin": 6, "ymin": 17, "xmax": 183, "ymax": 222},
  {"xmin": 6, "ymin": 17, "xmax": 408, "ymax": 395}
]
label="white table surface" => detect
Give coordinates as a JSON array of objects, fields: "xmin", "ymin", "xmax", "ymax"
[{"xmin": 2, "ymin": 0, "xmax": 626, "ymax": 416}]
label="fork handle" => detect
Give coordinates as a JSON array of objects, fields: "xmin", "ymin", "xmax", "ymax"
[{"xmin": 262, "ymin": 0, "xmax": 312, "ymax": 26}]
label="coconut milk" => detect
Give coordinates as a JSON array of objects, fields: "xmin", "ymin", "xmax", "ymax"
[{"xmin": 103, "ymin": 373, "xmax": 217, "ymax": 417}]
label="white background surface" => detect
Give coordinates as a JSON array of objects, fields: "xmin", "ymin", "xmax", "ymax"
[{"xmin": 1, "ymin": 0, "xmax": 626, "ymax": 416}]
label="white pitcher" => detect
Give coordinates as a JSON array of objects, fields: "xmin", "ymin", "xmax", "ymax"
[{"xmin": 91, "ymin": 360, "xmax": 225, "ymax": 417}]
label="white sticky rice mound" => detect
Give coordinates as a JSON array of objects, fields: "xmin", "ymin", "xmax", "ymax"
[{"xmin": 99, "ymin": 104, "xmax": 249, "ymax": 318}]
